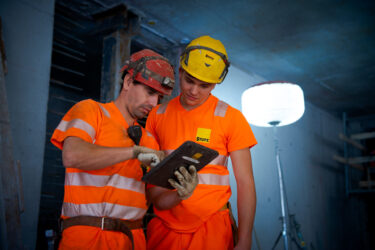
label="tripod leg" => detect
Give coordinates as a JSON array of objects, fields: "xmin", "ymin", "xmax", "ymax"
[
  {"xmin": 291, "ymin": 236, "xmax": 303, "ymax": 250},
  {"xmin": 272, "ymin": 231, "xmax": 282, "ymax": 250},
  {"xmin": 290, "ymin": 215, "xmax": 307, "ymax": 250}
]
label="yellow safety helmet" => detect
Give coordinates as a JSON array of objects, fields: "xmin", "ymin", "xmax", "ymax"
[{"xmin": 180, "ymin": 35, "xmax": 230, "ymax": 84}]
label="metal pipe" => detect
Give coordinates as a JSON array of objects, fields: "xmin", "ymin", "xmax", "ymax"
[
  {"xmin": 350, "ymin": 189, "xmax": 375, "ymax": 194},
  {"xmin": 273, "ymin": 125, "xmax": 289, "ymax": 250},
  {"xmin": 50, "ymin": 78, "xmax": 83, "ymax": 91},
  {"xmin": 55, "ymin": 29, "xmax": 85, "ymax": 44},
  {"xmin": 51, "ymin": 64, "xmax": 85, "ymax": 77},
  {"xmin": 53, "ymin": 48, "xmax": 86, "ymax": 62},
  {"xmin": 53, "ymin": 41, "xmax": 86, "ymax": 57},
  {"xmin": 343, "ymin": 112, "xmax": 349, "ymax": 196},
  {"xmin": 54, "ymin": 12, "xmax": 85, "ymax": 29}
]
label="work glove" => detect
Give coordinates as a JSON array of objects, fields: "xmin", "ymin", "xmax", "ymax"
[
  {"xmin": 133, "ymin": 145, "xmax": 165, "ymax": 167},
  {"xmin": 168, "ymin": 165, "xmax": 198, "ymax": 200},
  {"xmin": 138, "ymin": 153, "xmax": 161, "ymax": 167}
]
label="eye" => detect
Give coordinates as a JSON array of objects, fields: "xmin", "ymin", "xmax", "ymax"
[
  {"xmin": 157, "ymin": 94, "xmax": 163, "ymax": 103},
  {"xmin": 184, "ymin": 76, "xmax": 194, "ymax": 84},
  {"xmin": 144, "ymin": 85, "xmax": 158, "ymax": 95}
]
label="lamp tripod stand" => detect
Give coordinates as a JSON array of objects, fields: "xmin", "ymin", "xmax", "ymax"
[
  {"xmin": 241, "ymin": 81, "xmax": 306, "ymax": 250},
  {"xmin": 270, "ymin": 123, "xmax": 306, "ymax": 250}
]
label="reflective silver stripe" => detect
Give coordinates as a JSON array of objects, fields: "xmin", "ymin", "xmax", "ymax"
[
  {"xmin": 98, "ymin": 104, "xmax": 110, "ymax": 117},
  {"xmin": 61, "ymin": 202, "xmax": 147, "ymax": 220},
  {"xmin": 146, "ymin": 130, "xmax": 155, "ymax": 138},
  {"xmin": 156, "ymin": 101, "xmax": 169, "ymax": 114},
  {"xmin": 209, "ymin": 155, "xmax": 228, "ymax": 167},
  {"xmin": 198, "ymin": 173, "xmax": 230, "ymax": 186},
  {"xmin": 164, "ymin": 150, "xmax": 228, "ymax": 168},
  {"xmin": 65, "ymin": 172, "xmax": 145, "ymax": 194},
  {"xmin": 214, "ymin": 100, "xmax": 228, "ymax": 117},
  {"xmin": 56, "ymin": 119, "xmax": 96, "ymax": 141}
]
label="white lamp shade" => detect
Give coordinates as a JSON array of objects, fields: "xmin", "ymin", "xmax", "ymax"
[{"xmin": 241, "ymin": 81, "xmax": 305, "ymax": 127}]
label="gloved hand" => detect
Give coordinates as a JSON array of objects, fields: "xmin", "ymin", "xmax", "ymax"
[
  {"xmin": 133, "ymin": 145, "xmax": 165, "ymax": 167},
  {"xmin": 138, "ymin": 153, "xmax": 161, "ymax": 167},
  {"xmin": 168, "ymin": 165, "xmax": 198, "ymax": 200}
]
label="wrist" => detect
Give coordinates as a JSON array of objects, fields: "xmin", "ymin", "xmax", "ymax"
[
  {"xmin": 176, "ymin": 192, "xmax": 188, "ymax": 201},
  {"xmin": 133, "ymin": 145, "xmax": 140, "ymax": 158},
  {"xmin": 177, "ymin": 190, "xmax": 193, "ymax": 200}
]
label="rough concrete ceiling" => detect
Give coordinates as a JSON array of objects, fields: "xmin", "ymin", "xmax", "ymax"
[{"xmin": 60, "ymin": 0, "xmax": 375, "ymax": 118}]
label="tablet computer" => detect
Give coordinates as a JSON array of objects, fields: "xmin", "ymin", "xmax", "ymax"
[{"xmin": 141, "ymin": 140, "xmax": 219, "ymax": 189}]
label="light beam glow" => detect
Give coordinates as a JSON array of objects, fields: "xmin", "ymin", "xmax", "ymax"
[{"xmin": 241, "ymin": 81, "xmax": 305, "ymax": 127}]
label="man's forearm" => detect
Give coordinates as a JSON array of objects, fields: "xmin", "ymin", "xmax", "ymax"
[
  {"xmin": 236, "ymin": 181, "xmax": 256, "ymax": 248},
  {"xmin": 148, "ymin": 187, "xmax": 183, "ymax": 210},
  {"xmin": 230, "ymin": 148, "xmax": 256, "ymax": 249},
  {"xmin": 62, "ymin": 137, "xmax": 134, "ymax": 170}
]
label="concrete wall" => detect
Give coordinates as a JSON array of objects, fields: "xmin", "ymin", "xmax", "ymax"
[
  {"xmin": 213, "ymin": 65, "xmax": 368, "ymax": 249},
  {"xmin": 0, "ymin": 0, "xmax": 54, "ymax": 249}
]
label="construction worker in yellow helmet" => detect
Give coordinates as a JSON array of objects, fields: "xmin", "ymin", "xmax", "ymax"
[{"xmin": 146, "ymin": 35, "xmax": 258, "ymax": 250}]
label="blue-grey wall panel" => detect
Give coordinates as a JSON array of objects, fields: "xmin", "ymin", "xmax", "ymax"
[{"xmin": 0, "ymin": 0, "xmax": 54, "ymax": 249}]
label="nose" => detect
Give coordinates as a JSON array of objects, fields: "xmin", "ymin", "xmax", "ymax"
[
  {"xmin": 148, "ymin": 94, "xmax": 159, "ymax": 107},
  {"xmin": 190, "ymin": 84, "xmax": 198, "ymax": 95}
]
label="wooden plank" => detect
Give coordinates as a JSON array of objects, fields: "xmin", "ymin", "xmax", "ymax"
[
  {"xmin": 0, "ymin": 18, "xmax": 6, "ymax": 74},
  {"xmin": 16, "ymin": 161, "xmax": 24, "ymax": 213},
  {"xmin": 332, "ymin": 155, "xmax": 364, "ymax": 170},
  {"xmin": 0, "ymin": 18, "xmax": 23, "ymax": 249},
  {"xmin": 333, "ymin": 154, "xmax": 375, "ymax": 166},
  {"xmin": 350, "ymin": 131, "xmax": 375, "ymax": 140},
  {"xmin": 339, "ymin": 133, "xmax": 366, "ymax": 151},
  {"xmin": 359, "ymin": 180, "xmax": 375, "ymax": 188},
  {"xmin": 348, "ymin": 156, "xmax": 375, "ymax": 164}
]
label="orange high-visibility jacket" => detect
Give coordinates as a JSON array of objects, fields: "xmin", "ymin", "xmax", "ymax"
[
  {"xmin": 51, "ymin": 99, "xmax": 158, "ymax": 250},
  {"xmin": 146, "ymin": 94, "xmax": 257, "ymax": 233}
]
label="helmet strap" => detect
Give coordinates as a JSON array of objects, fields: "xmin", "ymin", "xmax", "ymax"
[{"xmin": 125, "ymin": 56, "xmax": 175, "ymax": 89}]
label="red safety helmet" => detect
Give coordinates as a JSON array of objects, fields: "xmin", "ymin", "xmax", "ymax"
[{"xmin": 120, "ymin": 49, "xmax": 175, "ymax": 96}]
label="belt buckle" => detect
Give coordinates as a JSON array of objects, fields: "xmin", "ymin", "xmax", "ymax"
[{"xmin": 101, "ymin": 217, "xmax": 105, "ymax": 230}]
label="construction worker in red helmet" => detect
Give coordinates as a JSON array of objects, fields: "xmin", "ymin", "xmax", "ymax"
[
  {"xmin": 145, "ymin": 36, "xmax": 257, "ymax": 250},
  {"xmin": 50, "ymin": 49, "xmax": 176, "ymax": 250}
]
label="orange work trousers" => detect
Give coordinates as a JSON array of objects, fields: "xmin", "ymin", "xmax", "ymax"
[
  {"xmin": 147, "ymin": 210, "xmax": 233, "ymax": 250},
  {"xmin": 59, "ymin": 226, "xmax": 146, "ymax": 250}
]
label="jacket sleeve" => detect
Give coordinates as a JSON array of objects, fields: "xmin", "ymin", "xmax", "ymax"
[{"xmin": 51, "ymin": 99, "xmax": 100, "ymax": 150}]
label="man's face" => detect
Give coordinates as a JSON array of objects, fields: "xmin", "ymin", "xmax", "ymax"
[
  {"xmin": 179, "ymin": 69, "xmax": 216, "ymax": 110},
  {"xmin": 126, "ymin": 80, "xmax": 162, "ymax": 120}
]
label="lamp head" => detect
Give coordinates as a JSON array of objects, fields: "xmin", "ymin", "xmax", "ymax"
[{"xmin": 241, "ymin": 81, "xmax": 305, "ymax": 127}]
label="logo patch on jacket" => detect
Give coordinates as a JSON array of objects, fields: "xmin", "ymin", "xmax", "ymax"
[{"xmin": 196, "ymin": 128, "xmax": 211, "ymax": 143}]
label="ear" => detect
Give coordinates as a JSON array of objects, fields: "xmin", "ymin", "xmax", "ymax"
[
  {"xmin": 210, "ymin": 83, "xmax": 216, "ymax": 91},
  {"xmin": 178, "ymin": 67, "xmax": 184, "ymax": 77},
  {"xmin": 122, "ymin": 74, "xmax": 132, "ymax": 91},
  {"xmin": 178, "ymin": 67, "xmax": 184, "ymax": 84}
]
